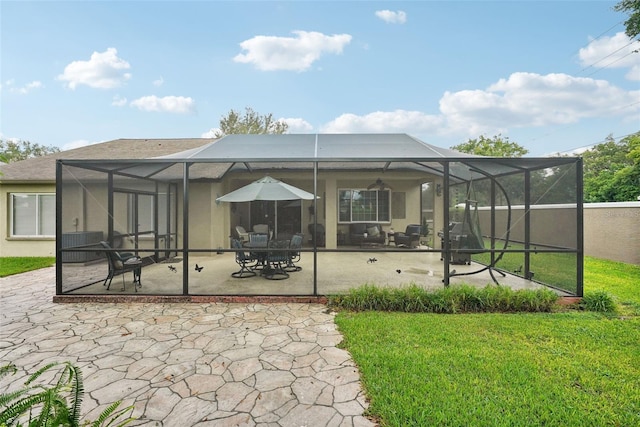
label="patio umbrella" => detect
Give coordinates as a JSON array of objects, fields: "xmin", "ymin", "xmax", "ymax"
[{"xmin": 216, "ymin": 176, "xmax": 316, "ymax": 236}]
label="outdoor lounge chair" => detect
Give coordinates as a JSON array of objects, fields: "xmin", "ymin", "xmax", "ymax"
[
  {"xmin": 100, "ymin": 241, "xmax": 142, "ymax": 291},
  {"xmin": 231, "ymin": 238, "xmax": 257, "ymax": 278},
  {"xmin": 394, "ymin": 224, "xmax": 422, "ymax": 248}
]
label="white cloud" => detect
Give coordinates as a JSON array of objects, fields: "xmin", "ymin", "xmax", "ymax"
[
  {"xmin": 201, "ymin": 128, "xmax": 220, "ymax": 138},
  {"xmin": 111, "ymin": 95, "xmax": 127, "ymax": 107},
  {"xmin": 322, "ymin": 110, "xmax": 443, "ymax": 133},
  {"xmin": 233, "ymin": 30, "xmax": 352, "ymax": 71},
  {"xmin": 13, "ymin": 81, "xmax": 43, "ymax": 94},
  {"xmin": 57, "ymin": 48, "xmax": 132, "ymax": 89},
  {"xmin": 281, "ymin": 117, "xmax": 314, "ymax": 133},
  {"xmin": 153, "ymin": 76, "xmax": 164, "ymax": 87},
  {"xmin": 318, "ymin": 72, "xmax": 639, "ymax": 140},
  {"xmin": 625, "ymin": 64, "xmax": 640, "ymax": 82},
  {"xmin": 375, "ymin": 10, "xmax": 407, "ymax": 24},
  {"xmin": 440, "ymin": 72, "xmax": 639, "ymax": 135},
  {"xmin": 579, "ymin": 32, "xmax": 640, "ymax": 80},
  {"xmin": 130, "ymin": 95, "xmax": 196, "ymax": 114},
  {"xmin": 2, "ymin": 79, "xmax": 43, "ymax": 94}
]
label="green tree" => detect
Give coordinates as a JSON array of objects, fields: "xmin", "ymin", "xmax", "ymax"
[
  {"xmin": 451, "ymin": 134, "xmax": 529, "ymax": 157},
  {"xmin": 0, "ymin": 139, "xmax": 60, "ymax": 163},
  {"xmin": 214, "ymin": 107, "xmax": 288, "ymax": 137},
  {"xmin": 614, "ymin": 0, "xmax": 640, "ymax": 40},
  {"xmin": 583, "ymin": 132, "xmax": 640, "ymax": 202}
]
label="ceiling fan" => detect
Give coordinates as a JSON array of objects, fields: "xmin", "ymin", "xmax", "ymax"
[{"xmin": 367, "ymin": 178, "xmax": 392, "ymax": 191}]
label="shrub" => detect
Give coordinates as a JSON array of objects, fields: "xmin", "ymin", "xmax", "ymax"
[
  {"xmin": 0, "ymin": 362, "xmax": 134, "ymax": 427},
  {"xmin": 327, "ymin": 284, "xmax": 559, "ymax": 313},
  {"xmin": 579, "ymin": 290, "xmax": 617, "ymax": 313}
]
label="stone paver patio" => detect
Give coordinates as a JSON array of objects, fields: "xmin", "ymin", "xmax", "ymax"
[{"xmin": 0, "ymin": 267, "xmax": 375, "ymax": 427}]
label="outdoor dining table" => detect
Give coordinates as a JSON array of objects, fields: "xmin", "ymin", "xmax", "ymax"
[{"xmin": 243, "ymin": 237, "xmax": 290, "ymax": 279}]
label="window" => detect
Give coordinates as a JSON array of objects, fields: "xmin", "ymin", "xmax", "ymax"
[
  {"xmin": 339, "ymin": 189, "xmax": 390, "ymax": 223},
  {"xmin": 10, "ymin": 193, "xmax": 55, "ymax": 237}
]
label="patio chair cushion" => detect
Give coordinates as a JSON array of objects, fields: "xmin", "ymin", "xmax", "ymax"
[{"xmin": 349, "ymin": 223, "xmax": 386, "ymax": 245}]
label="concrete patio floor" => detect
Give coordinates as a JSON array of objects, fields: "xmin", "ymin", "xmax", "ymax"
[
  {"xmin": 1, "ymin": 267, "xmax": 375, "ymax": 426},
  {"xmin": 60, "ymin": 248, "xmax": 550, "ymax": 297}
]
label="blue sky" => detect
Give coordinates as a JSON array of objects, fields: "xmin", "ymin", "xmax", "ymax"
[{"xmin": 1, "ymin": 1, "xmax": 639, "ymax": 156}]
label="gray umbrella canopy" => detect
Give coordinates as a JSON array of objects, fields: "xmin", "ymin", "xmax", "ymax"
[{"xmin": 216, "ymin": 176, "xmax": 315, "ymax": 202}]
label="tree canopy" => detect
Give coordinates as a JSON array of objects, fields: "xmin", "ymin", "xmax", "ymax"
[
  {"xmin": 0, "ymin": 139, "xmax": 60, "ymax": 163},
  {"xmin": 451, "ymin": 134, "xmax": 529, "ymax": 157},
  {"xmin": 214, "ymin": 107, "xmax": 288, "ymax": 137},
  {"xmin": 614, "ymin": 0, "xmax": 640, "ymax": 40},
  {"xmin": 583, "ymin": 133, "xmax": 640, "ymax": 202}
]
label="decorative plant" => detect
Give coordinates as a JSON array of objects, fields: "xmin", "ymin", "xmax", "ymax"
[
  {"xmin": 0, "ymin": 362, "xmax": 134, "ymax": 427},
  {"xmin": 421, "ymin": 217, "xmax": 429, "ymax": 236}
]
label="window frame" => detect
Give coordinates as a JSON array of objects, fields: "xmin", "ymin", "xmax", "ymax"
[
  {"xmin": 338, "ymin": 188, "xmax": 391, "ymax": 224},
  {"xmin": 9, "ymin": 193, "xmax": 56, "ymax": 238}
]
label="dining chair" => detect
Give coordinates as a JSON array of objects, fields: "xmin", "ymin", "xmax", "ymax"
[
  {"xmin": 231, "ymin": 238, "xmax": 257, "ymax": 278},
  {"xmin": 284, "ymin": 233, "xmax": 303, "ymax": 272},
  {"xmin": 253, "ymin": 224, "xmax": 272, "ymax": 239},
  {"xmin": 235, "ymin": 225, "xmax": 250, "ymax": 243},
  {"xmin": 264, "ymin": 239, "xmax": 290, "ymax": 280}
]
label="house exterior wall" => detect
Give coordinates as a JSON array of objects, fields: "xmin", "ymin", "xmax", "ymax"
[
  {"xmin": 6, "ymin": 180, "xmax": 636, "ymax": 265},
  {"xmin": 1, "ymin": 183, "xmax": 56, "ymax": 257},
  {"xmin": 1, "ymin": 170, "xmax": 442, "ymax": 256}
]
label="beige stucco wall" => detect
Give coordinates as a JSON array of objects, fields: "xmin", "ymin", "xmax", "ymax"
[
  {"xmin": 477, "ymin": 205, "xmax": 578, "ymax": 249},
  {"xmin": 475, "ymin": 202, "xmax": 639, "ymax": 265},
  {"xmin": 220, "ymin": 170, "xmax": 437, "ymax": 249},
  {"xmin": 0, "ymin": 170, "xmax": 441, "ymax": 256},
  {"xmin": 1, "ymin": 183, "xmax": 56, "ymax": 257},
  {"xmin": 5, "ymin": 178, "xmax": 638, "ymax": 265},
  {"xmin": 584, "ymin": 202, "xmax": 640, "ymax": 265}
]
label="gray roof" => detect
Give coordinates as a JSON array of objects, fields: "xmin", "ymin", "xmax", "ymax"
[
  {"xmin": 0, "ymin": 138, "xmax": 218, "ymax": 182},
  {"xmin": 156, "ymin": 133, "xmax": 470, "ymax": 162},
  {"xmin": 3, "ymin": 134, "xmax": 578, "ymax": 184}
]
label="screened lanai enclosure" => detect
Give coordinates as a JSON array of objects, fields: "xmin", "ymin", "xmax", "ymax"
[{"xmin": 56, "ymin": 134, "xmax": 583, "ymax": 298}]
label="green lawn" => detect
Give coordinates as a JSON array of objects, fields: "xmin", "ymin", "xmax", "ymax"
[
  {"xmin": 0, "ymin": 257, "xmax": 56, "ymax": 278},
  {"xmin": 336, "ymin": 257, "xmax": 640, "ymax": 426}
]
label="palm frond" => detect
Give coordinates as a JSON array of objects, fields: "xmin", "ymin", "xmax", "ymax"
[
  {"xmin": 0, "ymin": 392, "xmax": 49, "ymax": 425},
  {"xmin": 69, "ymin": 364, "xmax": 84, "ymax": 426},
  {"xmin": 90, "ymin": 402, "xmax": 135, "ymax": 427},
  {"xmin": 25, "ymin": 362, "xmax": 59, "ymax": 386}
]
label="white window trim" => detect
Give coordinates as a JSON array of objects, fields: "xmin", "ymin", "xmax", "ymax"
[
  {"xmin": 9, "ymin": 193, "xmax": 56, "ymax": 238},
  {"xmin": 338, "ymin": 188, "xmax": 391, "ymax": 224}
]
